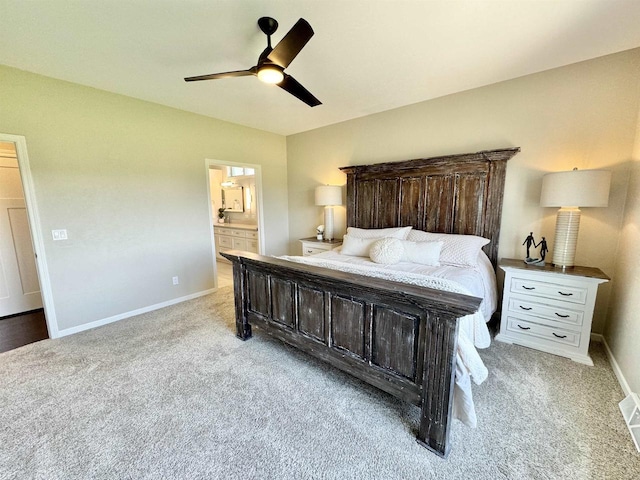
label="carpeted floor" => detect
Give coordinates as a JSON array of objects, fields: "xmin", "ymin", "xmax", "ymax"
[{"xmin": 0, "ymin": 287, "xmax": 638, "ymax": 479}]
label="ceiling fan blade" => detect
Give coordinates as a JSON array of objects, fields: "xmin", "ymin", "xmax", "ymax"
[
  {"xmin": 184, "ymin": 67, "xmax": 256, "ymax": 82},
  {"xmin": 278, "ymin": 74, "xmax": 321, "ymax": 107},
  {"xmin": 267, "ymin": 18, "xmax": 314, "ymax": 68}
]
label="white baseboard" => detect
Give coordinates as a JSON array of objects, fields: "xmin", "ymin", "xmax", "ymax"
[
  {"xmin": 601, "ymin": 336, "xmax": 633, "ymax": 397},
  {"xmin": 57, "ymin": 288, "xmax": 217, "ymax": 338}
]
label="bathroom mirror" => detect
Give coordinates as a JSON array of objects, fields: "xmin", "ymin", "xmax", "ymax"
[{"xmin": 222, "ymin": 186, "xmax": 244, "ymax": 212}]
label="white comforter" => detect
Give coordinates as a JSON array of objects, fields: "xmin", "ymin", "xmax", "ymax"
[
  {"xmin": 311, "ymin": 249, "xmax": 497, "ymax": 322},
  {"xmin": 278, "ymin": 252, "xmax": 493, "ymax": 427}
]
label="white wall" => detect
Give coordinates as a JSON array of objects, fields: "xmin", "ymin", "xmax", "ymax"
[
  {"xmin": 286, "ymin": 48, "xmax": 640, "ymax": 335},
  {"xmin": 0, "ymin": 65, "xmax": 287, "ymax": 333},
  {"xmin": 605, "ymin": 104, "xmax": 640, "ymax": 394}
]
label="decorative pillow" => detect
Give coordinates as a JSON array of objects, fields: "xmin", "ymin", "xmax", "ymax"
[
  {"xmin": 340, "ymin": 234, "xmax": 383, "ymax": 257},
  {"xmin": 400, "ymin": 240, "xmax": 443, "ymax": 266},
  {"xmin": 346, "ymin": 226, "xmax": 412, "ymax": 240},
  {"xmin": 369, "ymin": 238, "xmax": 404, "ymax": 265},
  {"xmin": 406, "ymin": 230, "xmax": 489, "ymax": 267}
]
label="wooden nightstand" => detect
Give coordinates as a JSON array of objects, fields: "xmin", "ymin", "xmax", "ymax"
[
  {"xmin": 496, "ymin": 258, "xmax": 609, "ymax": 365},
  {"xmin": 299, "ymin": 237, "xmax": 342, "ymax": 256}
]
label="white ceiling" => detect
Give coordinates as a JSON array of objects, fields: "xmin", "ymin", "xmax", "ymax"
[{"xmin": 2, "ymin": 1, "xmax": 640, "ymax": 136}]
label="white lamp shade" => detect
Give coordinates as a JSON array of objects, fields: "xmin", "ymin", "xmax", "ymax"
[
  {"xmin": 540, "ymin": 169, "xmax": 611, "ymax": 208},
  {"xmin": 315, "ymin": 185, "xmax": 343, "ymax": 206}
]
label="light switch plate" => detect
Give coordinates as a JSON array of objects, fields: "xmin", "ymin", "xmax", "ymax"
[{"xmin": 52, "ymin": 229, "xmax": 68, "ymax": 241}]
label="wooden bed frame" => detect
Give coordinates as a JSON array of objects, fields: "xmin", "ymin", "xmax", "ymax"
[{"xmin": 221, "ymin": 148, "xmax": 519, "ymax": 457}]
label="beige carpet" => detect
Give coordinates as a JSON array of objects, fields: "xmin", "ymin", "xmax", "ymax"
[{"xmin": 0, "ymin": 287, "xmax": 638, "ymax": 479}]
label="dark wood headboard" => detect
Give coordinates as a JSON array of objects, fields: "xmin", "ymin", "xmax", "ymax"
[{"xmin": 339, "ymin": 148, "xmax": 519, "ymax": 268}]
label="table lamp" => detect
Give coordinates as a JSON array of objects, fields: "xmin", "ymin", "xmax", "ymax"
[
  {"xmin": 540, "ymin": 168, "xmax": 611, "ymax": 268},
  {"xmin": 315, "ymin": 185, "xmax": 342, "ymax": 241}
]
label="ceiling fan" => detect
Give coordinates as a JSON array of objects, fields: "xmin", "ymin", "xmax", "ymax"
[{"xmin": 184, "ymin": 17, "xmax": 321, "ymax": 107}]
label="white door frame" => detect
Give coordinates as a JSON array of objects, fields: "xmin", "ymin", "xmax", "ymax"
[
  {"xmin": 0, "ymin": 134, "xmax": 58, "ymax": 338},
  {"xmin": 205, "ymin": 159, "xmax": 265, "ymax": 288}
]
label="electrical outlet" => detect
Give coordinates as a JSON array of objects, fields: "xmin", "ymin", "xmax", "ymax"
[
  {"xmin": 52, "ymin": 229, "xmax": 68, "ymax": 241},
  {"xmin": 172, "ymin": 276, "xmax": 179, "ymax": 285}
]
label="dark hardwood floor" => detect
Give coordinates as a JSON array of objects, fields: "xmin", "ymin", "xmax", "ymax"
[{"xmin": 0, "ymin": 309, "xmax": 48, "ymax": 353}]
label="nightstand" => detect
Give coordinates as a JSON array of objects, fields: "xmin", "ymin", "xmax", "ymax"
[
  {"xmin": 299, "ymin": 237, "xmax": 342, "ymax": 256},
  {"xmin": 496, "ymin": 258, "xmax": 609, "ymax": 365}
]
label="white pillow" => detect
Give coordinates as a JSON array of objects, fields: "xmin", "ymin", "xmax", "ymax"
[
  {"xmin": 369, "ymin": 238, "xmax": 404, "ymax": 265},
  {"xmin": 400, "ymin": 240, "xmax": 443, "ymax": 266},
  {"xmin": 346, "ymin": 226, "xmax": 412, "ymax": 240},
  {"xmin": 340, "ymin": 234, "xmax": 382, "ymax": 257},
  {"xmin": 406, "ymin": 230, "xmax": 489, "ymax": 267}
]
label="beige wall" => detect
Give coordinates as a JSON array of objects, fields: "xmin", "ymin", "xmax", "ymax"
[
  {"xmin": 605, "ymin": 105, "xmax": 640, "ymax": 394},
  {"xmin": 0, "ymin": 65, "xmax": 287, "ymax": 332},
  {"xmin": 287, "ymin": 48, "xmax": 640, "ymax": 337}
]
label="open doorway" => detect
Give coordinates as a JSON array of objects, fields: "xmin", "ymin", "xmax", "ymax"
[
  {"xmin": 0, "ymin": 133, "xmax": 60, "ymax": 344},
  {"xmin": 0, "ymin": 139, "xmax": 46, "ymax": 351},
  {"xmin": 205, "ymin": 159, "xmax": 265, "ymax": 289}
]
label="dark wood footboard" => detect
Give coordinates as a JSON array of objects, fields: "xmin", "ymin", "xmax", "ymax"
[{"xmin": 221, "ymin": 251, "xmax": 481, "ymax": 458}]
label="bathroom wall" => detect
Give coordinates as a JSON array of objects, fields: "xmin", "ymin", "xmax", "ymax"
[{"xmin": 209, "ymin": 165, "xmax": 258, "ymax": 225}]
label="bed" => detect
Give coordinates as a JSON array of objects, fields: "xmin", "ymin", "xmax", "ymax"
[{"xmin": 221, "ymin": 147, "xmax": 519, "ymax": 457}]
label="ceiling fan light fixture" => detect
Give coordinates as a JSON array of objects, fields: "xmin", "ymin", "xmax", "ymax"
[{"xmin": 257, "ymin": 65, "xmax": 284, "ymax": 84}]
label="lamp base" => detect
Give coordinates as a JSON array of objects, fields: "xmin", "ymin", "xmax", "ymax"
[
  {"xmin": 324, "ymin": 206, "xmax": 335, "ymax": 241},
  {"xmin": 551, "ymin": 207, "xmax": 581, "ymax": 268}
]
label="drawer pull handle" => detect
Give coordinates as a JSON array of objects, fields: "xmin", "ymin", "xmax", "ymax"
[
  {"xmin": 522, "ymin": 286, "xmax": 535, "ymax": 290},
  {"xmin": 552, "ymin": 333, "xmax": 567, "ymax": 339},
  {"xmin": 555, "ymin": 313, "xmax": 570, "ymax": 318},
  {"xmin": 519, "ymin": 306, "xmax": 532, "ymax": 311},
  {"xmin": 517, "ymin": 324, "xmax": 531, "ymax": 330},
  {"xmin": 558, "ymin": 291, "xmax": 573, "ymax": 296}
]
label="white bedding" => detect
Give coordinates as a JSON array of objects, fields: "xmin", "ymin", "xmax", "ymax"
[
  {"xmin": 278, "ymin": 249, "xmax": 497, "ymax": 428},
  {"xmin": 313, "ymin": 248, "xmax": 497, "ymax": 322}
]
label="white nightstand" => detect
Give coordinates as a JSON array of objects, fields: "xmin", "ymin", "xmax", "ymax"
[
  {"xmin": 299, "ymin": 237, "xmax": 342, "ymax": 256},
  {"xmin": 496, "ymin": 258, "xmax": 609, "ymax": 365}
]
